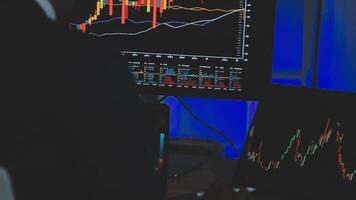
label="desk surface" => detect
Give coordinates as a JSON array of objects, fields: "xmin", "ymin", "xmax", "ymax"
[{"xmin": 167, "ymin": 154, "xmax": 238, "ymax": 199}]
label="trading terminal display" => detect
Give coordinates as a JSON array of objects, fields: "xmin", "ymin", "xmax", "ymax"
[
  {"xmin": 72, "ymin": 0, "xmax": 276, "ymax": 99},
  {"xmin": 239, "ymin": 86, "xmax": 356, "ymax": 199}
]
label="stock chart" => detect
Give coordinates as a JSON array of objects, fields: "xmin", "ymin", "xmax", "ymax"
[
  {"xmin": 239, "ymin": 86, "xmax": 356, "ymax": 199},
  {"xmin": 71, "ymin": 0, "xmax": 264, "ymax": 98}
]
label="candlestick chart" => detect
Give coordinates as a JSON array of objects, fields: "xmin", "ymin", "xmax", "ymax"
[
  {"xmin": 72, "ymin": 0, "xmax": 248, "ymax": 59},
  {"xmin": 70, "ymin": 0, "xmax": 253, "ymax": 94},
  {"xmin": 247, "ymin": 119, "xmax": 356, "ymax": 182},
  {"xmin": 238, "ymin": 86, "xmax": 356, "ymax": 199},
  {"xmin": 70, "ymin": 0, "xmax": 276, "ymax": 99}
]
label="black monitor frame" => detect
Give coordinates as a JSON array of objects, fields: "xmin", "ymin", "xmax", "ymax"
[
  {"xmin": 128, "ymin": 0, "xmax": 277, "ymax": 100},
  {"xmin": 77, "ymin": 0, "xmax": 277, "ymax": 100}
]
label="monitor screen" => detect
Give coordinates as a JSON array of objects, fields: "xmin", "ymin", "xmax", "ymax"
[
  {"xmin": 71, "ymin": 0, "xmax": 276, "ymax": 99},
  {"xmin": 238, "ymin": 85, "xmax": 356, "ymax": 199}
]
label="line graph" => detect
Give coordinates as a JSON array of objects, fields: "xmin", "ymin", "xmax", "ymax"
[
  {"xmin": 246, "ymin": 118, "xmax": 356, "ymax": 182},
  {"xmin": 72, "ymin": 0, "xmax": 245, "ymax": 33},
  {"xmin": 71, "ymin": 0, "xmax": 249, "ymax": 59},
  {"xmin": 85, "ymin": 9, "xmax": 242, "ymax": 36},
  {"xmin": 71, "ymin": 0, "xmax": 252, "ymax": 93},
  {"xmin": 71, "ymin": 0, "xmax": 249, "ymax": 60},
  {"xmin": 169, "ymin": 5, "xmax": 239, "ymax": 12}
]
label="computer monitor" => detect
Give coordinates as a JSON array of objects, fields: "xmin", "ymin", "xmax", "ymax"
[
  {"xmin": 238, "ymin": 85, "xmax": 356, "ymax": 199},
  {"xmin": 72, "ymin": 0, "xmax": 276, "ymax": 100}
]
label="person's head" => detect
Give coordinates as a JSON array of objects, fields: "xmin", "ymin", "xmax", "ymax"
[{"xmin": 49, "ymin": 0, "xmax": 98, "ymax": 23}]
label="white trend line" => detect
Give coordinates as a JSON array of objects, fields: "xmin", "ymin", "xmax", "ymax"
[
  {"xmin": 165, "ymin": 9, "xmax": 242, "ymax": 29},
  {"xmin": 88, "ymin": 9, "xmax": 242, "ymax": 37}
]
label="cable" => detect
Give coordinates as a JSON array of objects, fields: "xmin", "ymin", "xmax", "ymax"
[
  {"xmin": 158, "ymin": 95, "xmax": 170, "ymax": 103},
  {"xmin": 312, "ymin": 0, "xmax": 324, "ymax": 88},
  {"xmin": 174, "ymin": 96, "xmax": 240, "ymax": 155},
  {"xmin": 159, "ymin": 95, "xmax": 240, "ymax": 155}
]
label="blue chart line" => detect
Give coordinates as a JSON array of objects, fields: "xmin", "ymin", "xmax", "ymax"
[{"xmin": 81, "ymin": 9, "xmax": 242, "ymax": 36}]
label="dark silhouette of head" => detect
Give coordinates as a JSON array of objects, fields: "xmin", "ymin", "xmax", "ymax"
[{"xmin": 49, "ymin": 0, "xmax": 98, "ymax": 23}]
